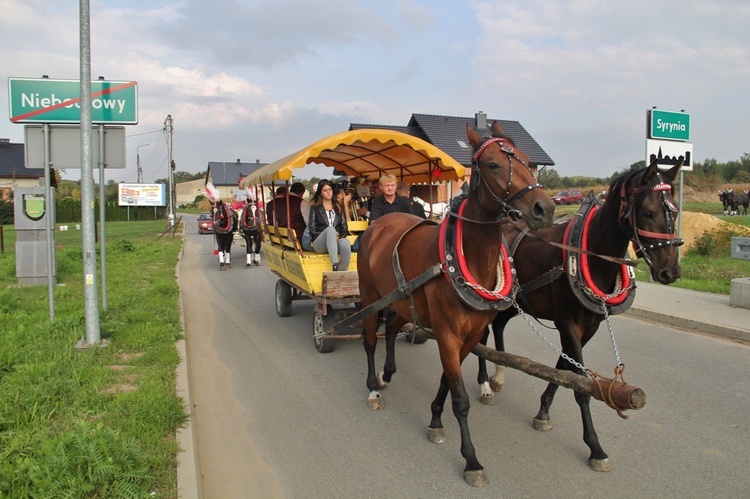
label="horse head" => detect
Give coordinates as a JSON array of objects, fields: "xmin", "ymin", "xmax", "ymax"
[
  {"xmin": 617, "ymin": 157, "xmax": 683, "ymax": 284},
  {"xmin": 466, "ymin": 122, "xmax": 554, "ymax": 229},
  {"xmin": 212, "ymin": 200, "xmax": 236, "ymax": 233}
]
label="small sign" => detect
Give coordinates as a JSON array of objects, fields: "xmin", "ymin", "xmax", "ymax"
[
  {"xmin": 24, "ymin": 125, "xmax": 126, "ymax": 169},
  {"xmin": 649, "ymin": 109, "xmax": 690, "ymax": 141},
  {"xmin": 118, "ymin": 183, "xmax": 166, "ymax": 207},
  {"xmin": 645, "ymin": 139, "xmax": 693, "ymax": 171},
  {"xmin": 9, "ymin": 78, "xmax": 138, "ymax": 124},
  {"xmin": 23, "ymin": 194, "xmax": 45, "ymax": 221}
]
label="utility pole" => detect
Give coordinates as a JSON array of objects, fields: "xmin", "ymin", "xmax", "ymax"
[
  {"xmin": 164, "ymin": 115, "xmax": 175, "ymax": 226},
  {"xmin": 137, "ymin": 143, "xmax": 149, "ymax": 183}
]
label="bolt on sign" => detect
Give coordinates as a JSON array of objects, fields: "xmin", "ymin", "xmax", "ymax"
[{"xmin": 8, "ymin": 78, "xmax": 138, "ymax": 124}]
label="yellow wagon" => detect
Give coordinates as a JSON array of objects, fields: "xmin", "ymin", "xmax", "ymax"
[{"xmin": 241, "ymin": 129, "xmax": 465, "ymax": 352}]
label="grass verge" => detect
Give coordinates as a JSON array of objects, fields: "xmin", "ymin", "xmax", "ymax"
[{"xmin": 0, "ymin": 220, "xmax": 187, "ymax": 498}]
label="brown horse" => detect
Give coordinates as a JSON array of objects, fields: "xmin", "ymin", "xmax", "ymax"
[
  {"xmin": 357, "ymin": 122, "xmax": 555, "ymax": 487},
  {"xmin": 477, "ymin": 159, "xmax": 683, "ymax": 471}
]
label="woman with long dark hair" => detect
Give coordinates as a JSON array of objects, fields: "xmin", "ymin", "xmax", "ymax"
[{"xmin": 302, "ymin": 180, "xmax": 351, "ymax": 271}]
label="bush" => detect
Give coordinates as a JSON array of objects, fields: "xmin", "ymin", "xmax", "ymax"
[{"xmin": 688, "ymin": 226, "xmax": 745, "ymax": 257}]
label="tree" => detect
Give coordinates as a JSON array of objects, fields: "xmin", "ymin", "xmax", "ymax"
[{"xmin": 538, "ymin": 167, "xmax": 561, "ymax": 190}]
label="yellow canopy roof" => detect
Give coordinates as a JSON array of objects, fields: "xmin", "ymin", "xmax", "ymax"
[{"xmin": 241, "ymin": 129, "xmax": 465, "ymax": 187}]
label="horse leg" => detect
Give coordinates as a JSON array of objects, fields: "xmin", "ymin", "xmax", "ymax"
[
  {"xmin": 243, "ymin": 231, "xmax": 253, "ymax": 267},
  {"xmin": 431, "ymin": 340, "xmax": 488, "ymax": 487},
  {"xmin": 476, "ymin": 326, "xmax": 494, "ymax": 405},
  {"xmin": 363, "ymin": 310, "xmax": 384, "ymax": 410},
  {"xmin": 532, "ymin": 356, "xmax": 565, "ymax": 431},
  {"xmin": 380, "ymin": 310, "xmax": 405, "ymax": 386},
  {"xmin": 488, "ymin": 312, "xmax": 511, "ymax": 392}
]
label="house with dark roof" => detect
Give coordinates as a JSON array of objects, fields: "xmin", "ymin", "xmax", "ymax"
[
  {"xmin": 204, "ymin": 159, "xmax": 268, "ymax": 201},
  {"xmin": 0, "ymin": 138, "xmax": 57, "ymax": 201},
  {"xmin": 351, "ymin": 111, "xmax": 554, "ymax": 169},
  {"xmin": 349, "ymin": 111, "xmax": 553, "ymax": 206}
]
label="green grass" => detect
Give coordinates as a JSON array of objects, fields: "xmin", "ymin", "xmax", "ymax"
[{"xmin": 0, "ymin": 220, "xmax": 186, "ymax": 498}]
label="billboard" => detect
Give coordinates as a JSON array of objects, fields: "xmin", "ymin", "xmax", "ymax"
[{"xmin": 118, "ymin": 183, "xmax": 166, "ymax": 207}]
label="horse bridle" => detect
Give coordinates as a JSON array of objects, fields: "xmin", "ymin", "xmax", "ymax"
[
  {"xmin": 470, "ymin": 137, "xmax": 542, "ymax": 221},
  {"xmin": 213, "ymin": 202, "xmax": 233, "ymax": 232},
  {"xmin": 618, "ymin": 171, "xmax": 683, "ymax": 269}
]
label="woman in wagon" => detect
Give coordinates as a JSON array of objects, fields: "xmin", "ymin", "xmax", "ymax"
[{"xmin": 302, "ymin": 179, "xmax": 351, "ymax": 271}]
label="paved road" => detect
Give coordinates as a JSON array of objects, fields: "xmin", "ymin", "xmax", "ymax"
[{"xmin": 179, "ymin": 218, "xmax": 750, "ymax": 498}]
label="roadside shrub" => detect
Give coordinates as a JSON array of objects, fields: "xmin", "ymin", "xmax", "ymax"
[
  {"xmin": 688, "ymin": 226, "xmax": 745, "ymax": 257},
  {"xmin": 110, "ymin": 239, "xmax": 135, "ymax": 253}
]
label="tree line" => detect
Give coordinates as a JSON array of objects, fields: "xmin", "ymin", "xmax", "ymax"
[{"xmin": 538, "ymin": 153, "xmax": 750, "ymax": 191}]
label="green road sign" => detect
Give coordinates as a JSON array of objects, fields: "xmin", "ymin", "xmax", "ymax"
[
  {"xmin": 8, "ymin": 78, "xmax": 138, "ymax": 124},
  {"xmin": 649, "ymin": 109, "xmax": 690, "ymax": 141}
]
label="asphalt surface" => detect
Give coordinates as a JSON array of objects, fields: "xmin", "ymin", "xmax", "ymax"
[{"xmin": 174, "ymin": 225, "xmax": 750, "ymax": 497}]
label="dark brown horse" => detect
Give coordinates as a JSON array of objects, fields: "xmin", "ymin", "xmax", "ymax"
[
  {"xmin": 212, "ymin": 199, "xmax": 237, "ymax": 270},
  {"xmin": 477, "ymin": 159, "xmax": 683, "ymax": 472},
  {"xmin": 357, "ymin": 122, "xmax": 555, "ymax": 487}
]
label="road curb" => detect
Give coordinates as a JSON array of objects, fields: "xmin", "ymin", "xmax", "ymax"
[
  {"xmin": 175, "ymin": 222, "xmax": 203, "ymax": 499},
  {"xmin": 625, "ymin": 307, "xmax": 750, "ymax": 344}
]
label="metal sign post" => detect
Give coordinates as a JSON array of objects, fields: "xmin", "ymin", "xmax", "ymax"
[{"xmin": 77, "ymin": 0, "xmax": 104, "ymax": 349}]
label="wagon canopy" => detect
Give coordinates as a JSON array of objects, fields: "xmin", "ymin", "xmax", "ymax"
[{"xmin": 240, "ymin": 129, "xmax": 465, "ymax": 187}]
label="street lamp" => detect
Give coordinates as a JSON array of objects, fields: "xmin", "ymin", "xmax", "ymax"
[{"xmin": 137, "ymin": 143, "xmax": 149, "ymax": 183}]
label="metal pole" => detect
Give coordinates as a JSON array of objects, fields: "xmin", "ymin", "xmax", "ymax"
[
  {"xmin": 98, "ymin": 124, "xmax": 107, "ymax": 311},
  {"xmin": 43, "ymin": 123, "xmax": 55, "ymax": 320},
  {"xmin": 166, "ymin": 115, "xmax": 175, "ymax": 226},
  {"xmin": 678, "ymin": 170, "xmax": 684, "ymax": 262},
  {"xmin": 137, "ymin": 143, "xmax": 149, "ymax": 183},
  {"xmin": 77, "ymin": 0, "xmax": 103, "ymax": 348}
]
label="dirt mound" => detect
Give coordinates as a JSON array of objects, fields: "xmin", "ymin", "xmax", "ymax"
[{"xmin": 679, "ymin": 211, "xmax": 748, "ymax": 249}]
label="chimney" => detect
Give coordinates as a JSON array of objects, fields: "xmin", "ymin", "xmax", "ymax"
[{"xmin": 475, "ymin": 111, "xmax": 487, "ymax": 130}]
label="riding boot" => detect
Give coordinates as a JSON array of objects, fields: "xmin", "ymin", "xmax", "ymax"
[
  {"xmin": 246, "ymin": 254, "xmax": 252, "ymax": 267},
  {"xmin": 255, "ymin": 253, "xmax": 261, "ymax": 266},
  {"xmin": 225, "ymin": 253, "xmax": 231, "ymax": 268}
]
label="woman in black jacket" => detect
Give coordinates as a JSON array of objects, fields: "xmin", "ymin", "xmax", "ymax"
[{"xmin": 301, "ymin": 180, "xmax": 351, "ymax": 271}]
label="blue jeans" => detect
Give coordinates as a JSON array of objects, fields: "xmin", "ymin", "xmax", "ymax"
[{"xmin": 302, "ymin": 226, "xmax": 351, "ymax": 271}]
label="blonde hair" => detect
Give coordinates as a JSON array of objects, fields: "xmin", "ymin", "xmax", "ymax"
[{"xmin": 379, "ymin": 173, "xmax": 397, "ymax": 187}]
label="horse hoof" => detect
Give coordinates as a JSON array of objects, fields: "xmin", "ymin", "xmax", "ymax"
[
  {"xmin": 489, "ymin": 380, "xmax": 504, "ymax": 393},
  {"xmin": 479, "ymin": 393, "xmax": 496, "ymax": 406},
  {"xmin": 463, "ymin": 469, "xmax": 489, "ymax": 488},
  {"xmin": 368, "ymin": 394, "xmax": 384, "ymax": 411},
  {"xmin": 588, "ymin": 458, "xmax": 612, "ymax": 472},
  {"xmin": 532, "ymin": 418, "xmax": 553, "ymax": 431},
  {"xmin": 426, "ymin": 427, "xmax": 447, "ymax": 444}
]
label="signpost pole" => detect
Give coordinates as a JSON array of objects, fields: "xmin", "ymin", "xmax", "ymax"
[
  {"xmin": 77, "ymin": 0, "xmax": 103, "ymax": 349},
  {"xmin": 43, "ymin": 122, "xmax": 55, "ymax": 320},
  {"xmin": 98, "ymin": 124, "xmax": 107, "ymax": 311}
]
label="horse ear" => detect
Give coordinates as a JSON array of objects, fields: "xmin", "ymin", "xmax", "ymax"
[
  {"xmin": 641, "ymin": 158, "xmax": 660, "ymax": 184},
  {"xmin": 490, "ymin": 120, "xmax": 504, "ymax": 137},
  {"xmin": 466, "ymin": 123, "xmax": 481, "ymax": 149},
  {"xmin": 662, "ymin": 157, "xmax": 683, "ymax": 183}
]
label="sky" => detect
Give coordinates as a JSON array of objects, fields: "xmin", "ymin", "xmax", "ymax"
[{"xmin": 1, "ymin": 0, "xmax": 749, "ymax": 184}]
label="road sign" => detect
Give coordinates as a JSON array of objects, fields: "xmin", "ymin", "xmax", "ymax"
[
  {"xmin": 8, "ymin": 78, "xmax": 138, "ymax": 124},
  {"xmin": 645, "ymin": 139, "xmax": 693, "ymax": 171},
  {"xmin": 648, "ymin": 109, "xmax": 690, "ymax": 141},
  {"xmin": 24, "ymin": 125, "xmax": 126, "ymax": 169}
]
